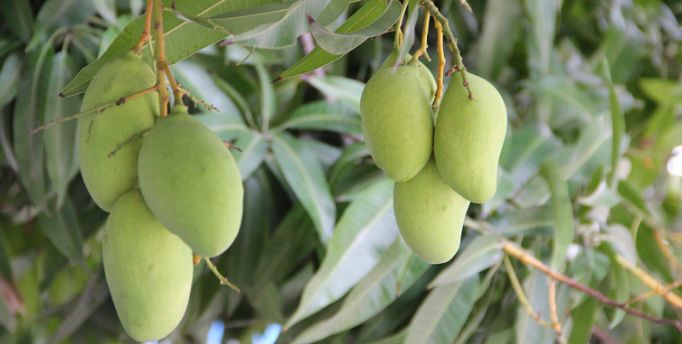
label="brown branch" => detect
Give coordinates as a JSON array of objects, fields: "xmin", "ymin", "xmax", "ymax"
[
  {"xmin": 419, "ymin": 0, "xmax": 473, "ymax": 99},
  {"xmin": 502, "ymin": 241, "xmax": 682, "ymax": 331},
  {"xmin": 625, "ymin": 280, "xmax": 682, "ymax": 306},
  {"xmin": 133, "ymin": 0, "xmax": 154, "ymax": 53}
]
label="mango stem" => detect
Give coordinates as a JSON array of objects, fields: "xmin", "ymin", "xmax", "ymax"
[
  {"xmin": 432, "ymin": 19, "xmax": 445, "ymax": 111},
  {"xmin": 410, "ymin": 10, "xmax": 431, "ymax": 62},
  {"xmin": 203, "ymin": 257, "xmax": 240, "ymax": 293},
  {"xmin": 153, "ymin": 0, "xmax": 169, "ymax": 117},
  {"xmin": 132, "ymin": 0, "xmax": 153, "ymax": 54}
]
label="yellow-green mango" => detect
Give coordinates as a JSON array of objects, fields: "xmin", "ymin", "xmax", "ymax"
[
  {"xmin": 394, "ymin": 159, "xmax": 470, "ymax": 264},
  {"xmin": 138, "ymin": 109, "xmax": 243, "ymax": 257},
  {"xmin": 360, "ymin": 64, "xmax": 433, "ymax": 182},
  {"xmin": 434, "ymin": 72, "xmax": 507, "ymax": 203},
  {"xmin": 103, "ymin": 189, "xmax": 192, "ymax": 341},
  {"xmin": 77, "ymin": 52, "xmax": 158, "ymax": 211},
  {"xmin": 380, "ymin": 51, "xmax": 437, "ymax": 102}
]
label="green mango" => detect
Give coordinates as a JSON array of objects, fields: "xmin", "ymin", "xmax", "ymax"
[
  {"xmin": 103, "ymin": 189, "xmax": 192, "ymax": 341},
  {"xmin": 138, "ymin": 109, "xmax": 243, "ymax": 257},
  {"xmin": 77, "ymin": 52, "xmax": 158, "ymax": 211},
  {"xmin": 394, "ymin": 159, "xmax": 470, "ymax": 264},
  {"xmin": 434, "ymin": 72, "xmax": 507, "ymax": 203},
  {"xmin": 360, "ymin": 64, "xmax": 433, "ymax": 182},
  {"xmin": 380, "ymin": 51, "xmax": 437, "ymax": 102}
]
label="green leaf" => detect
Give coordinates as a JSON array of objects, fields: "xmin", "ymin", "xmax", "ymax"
[
  {"xmin": 524, "ymin": 0, "xmax": 559, "ymax": 74},
  {"xmin": 271, "ymin": 132, "xmax": 336, "ymax": 241},
  {"xmin": 0, "ymin": 0, "xmax": 34, "ymax": 42},
  {"xmin": 540, "ymin": 160, "xmax": 574, "ymax": 271},
  {"xmin": 567, "ymin": 297, "xmax": 599, "ymax": 344},
  {"xmin": 37, "ymin": 198, "xmax": 84, "ymax": 263},
  {"xmin": 309, "ymin": 0, "xmax": 401, "ymax": 55},
  {"xmin": 429, "ymin": 236, "xmax": 503, "ymax": 287},
  {"xmin": 405, "ymin": 275, "xmax": 479, "ymax": 344},
  {"xmin": 307, "ymin": 75, "xmax": 364, "ymax": 111},
  {"xmin": 0, "ymin": 53, "xmax": 23, "ymax": 107},
  {"xmin": 293, "ymin": 239, "xmax": 428, "ymax": 343},
  {"xmin": 275, "ymin": 101, "xmax": 361, "ymax": 135},
  {"xmin": 228, "ymin": 0, "xmax": 334, "ymax": 49},
  {"xmin": 285, "ymin": 178, "xmax": 397, "ymax": 328},
  {"xmin": 63, "ymin": 0, "xmax": 270, "ymax": 96},
  {"xmin": 278, "ymin": 0, "xmax": 389, "ymax": 80},
  {"xmin": 43, "ymin": 51, "xmax": 80, "ymax": 207},
  {"xmin": 13, "ymin": 44, "xmax": 53, "ymax": 207},
  {"xmin": 316, "ymin": 0, "xmax": 351, "ymax": 26},
  {"xmin": 600, "ymin": 58, "xmax": 625, "ymax": 186},
  {"xmin": 475, "ymin": 0, "xmax": 523, "ymax": 79},
  {"xmin": 195, "ymin": 110, "xmax": 266, "ymax": 180},
  {"xmin": 207, "ymin": 2, "xmax": 292, "ymax": 34},
  {"xmin": 255, "ymin": 61, "xmax": 276, "ymax": 130},
  {"xmin": 253, "ymin": 206, "xmax": 318, "ymax": 291},
  {"xmin": 172, "ymin": 60, "xmax": 241, "ymax": 117}
]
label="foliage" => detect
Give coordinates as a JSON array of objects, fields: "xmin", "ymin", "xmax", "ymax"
[{"xmin": 0, "ymin": 0, "xmax": 681, "ymax": 343}]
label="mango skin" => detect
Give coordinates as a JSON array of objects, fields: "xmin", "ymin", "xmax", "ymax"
[
  {"xmin": 77, "ymin": 52, "xmax": 158, "ymax": 211},
  {"xmin": 360, "ymin": 65, "xmax": 433, "ymax": 182},
  {"xmin": 138, "ymin": 113, "xmax": 244, "ymax": 257},
  {"xmin": 434, "ymin": 72, "xmax": 507, "ymax": 203},
  {"xmin": 103, "ymin": 189, "xmax": 192, "ymax": 342},
  {"xmin": 380, "ymin": 51, "xmax": 437, "ymax": 102},
  {"xmin": 394, "ymin": 159, "xmax": 470, "ymax": 264}
]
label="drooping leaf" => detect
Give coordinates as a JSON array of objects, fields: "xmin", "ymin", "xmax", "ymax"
[
  {"xmin": 540, "ymin": 160, "xmax": 574, "ymax": 271},
  {"xmin": 600, "ymin": 58, "xmax": 625, "ymax": 186},
  {"xmin": 43, "ymin": 51, "xmax": 80, "ymax": 207},
  {"xmin": 275, "ymin": 101, "xmax": 361, "ymax": 135},
  {"xmin": 0, "ymin": 53, "xmax": 23, "ymax": 107},
  {"xmin": 37, "ymin": 198, "xmax": 84, "ymax": 264},
  {"xmin": 285, "ymin": 178, "xmax": 397, "ymax": 328},
  {"xmin": 307, "ymin": 75, "xmax": 364, "ymax": 111},
  {"xmin": 271, "ymin": 132, "xmax": 336, "ymax": 242},
  {"xmin": 0, "ymin": 0, "xmax": 34, "ymax": 42},
  {"xmin": 567, "ymin": 297, "xmax": 599, "ymax": 344},
  {"xmin": 278, "ymin": 0, "xmax": 389, "ymax": 80},
  {"xmin": 308, "ymin": 0, "xmax": 401, "ymax": 55},
  {"xmin": 405, "ymin": 275, "xmax": 479, "ymax": 344},
  {"xmin": 63, "ymin": 0, "xmax": 277, "ymax": 96},
  {"xmin": 293, "ymin": 239, "xmax": 428, "ymax": 343},
  {"xmin": 429, "ymin": 236, "xmax": 503, "ymax": 287}
]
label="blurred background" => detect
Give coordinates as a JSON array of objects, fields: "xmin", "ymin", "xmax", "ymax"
[{"xmin": 0, "ymin": 0, "xmax": 681, "ymax": 343}]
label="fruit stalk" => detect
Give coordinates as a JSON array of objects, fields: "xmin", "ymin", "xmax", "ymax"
[
  {"xmin": 433, "ymin": 19, "xmax": 445, "ymax": 110},
  {"xmin": 204, "ymin": 257, "xmax": 240, "ymax": 292},
  {"xmin": 393, "ymin": 0, "xmax": 410, "ymax": 48},
  {"xmin": 132, "ymin": 0, "xmax": 153, "ymax": 54},
  {"xmin": 153, "ymin": 0, "xmax": 169, "ymax": 116},
  {"xmin": 410, "ymin": 10, "xmax": 431, "ymax": 62},
  {"xmin": 419, "ymin": 0, "xmax": 473, "ymax": 99}
]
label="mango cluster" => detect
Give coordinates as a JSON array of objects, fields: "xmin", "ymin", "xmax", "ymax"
[
  {"xmin": 77, "ymin": 53, "xmax": 243, "ymax": 341},
  {"xmin": 360, "ymin": 52, "xmax": 507, "ymax": 264}
]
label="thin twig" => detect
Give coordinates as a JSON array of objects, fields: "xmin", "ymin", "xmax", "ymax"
[
  {"xmin": 203, "ymin": 257, "xmax": 240, "ymax": 293},
  {"xmin": 503, "ymin": 256, "xmax": 554, "ymax": 330},
  {"xmin": 419, "ymin": 0, "xmax": 473, "ymax": 99},
  {"xmin": 31, "ymin": 85, "xmax": 158, "ymax": 134},
  {"xmin": 132, "ymin": 0, "xmax": 153, "ymax": 53},
  {"xmin": 625, "ymin": 280, "xmax": 682, "ymax": 306},
  {"xmin": 614, "ymin": 255, "xmax": 682, "ymax": 309},
  {"xmin": 153, "ymin": 0, "xmax": 169, "ymax": 116},
  {"xmin": 502, "ymin": 241, "xmax": 682, "ymax": 331},
  {"xmin": 411, "ymin": 10, "xmax": 431, "ymax": 62},
  {"xmin": 107, "ymin": 130, "xmax": 149, "ymax": 158},
  {"xmin": 548, "ymin": 279, "xmax": 562, "ymax": 337},
  {"xmin": 162, "ymin": 62, "xmax": 185, "ymax": 103},
  {"xmin": 393, "ymin": 0, "xmax": 410, "ymax": 49},
  {"xmin": 432, "ymin": 19, "xmax": 445, "ymax": 110}
]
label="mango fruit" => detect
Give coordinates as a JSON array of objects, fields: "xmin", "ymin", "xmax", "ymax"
[
  {"xmin": 138, "ymin": 108, "xmax": 243, "ymax": 257},
  {"xmin": 434, "ymin": 72, "xmax": 507, "ymax": 203},
  {"xmin": 380, "ymin": 51, "xmax": 437, "ymax": 102},
  {"xmin": 360, "ymin": 64, "xmax": 433, "ymax": 182},
  {"xmin": 103, "ymin": 189, "xmax": 192, "ymax": 342},
  {"xmin": 394, "ymin": 159, "xmax": 470, "ymax": 264},
  {"xmin": 77, "ymin": 52, "xmax": 158, "ymax": 211}
]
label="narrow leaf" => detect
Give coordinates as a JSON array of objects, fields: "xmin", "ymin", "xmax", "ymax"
[
  {"xmin": 600, "ymin": 58, "xmax": 625, "ymax": 186},
  {"xmin": 275, "ymin": 101, "xmax": 361, "ymax": 135},
  {"xmin": 405, "ymin": 276, "xmax": 479, "ymax": 344},
  {"xmin": 429, "ymin": 236, "xmax": 503, "ymax": 287},
  {"xmin": 540, "ymin": 160, "xmax": 575, "ymax": 271},
  {"xmin": 285, "ymin": 178, "xmax": 397, "ymax": 328},
  {"xmin": 271, "ymin": 133, "xmax": 336, "ymax": 242}
]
